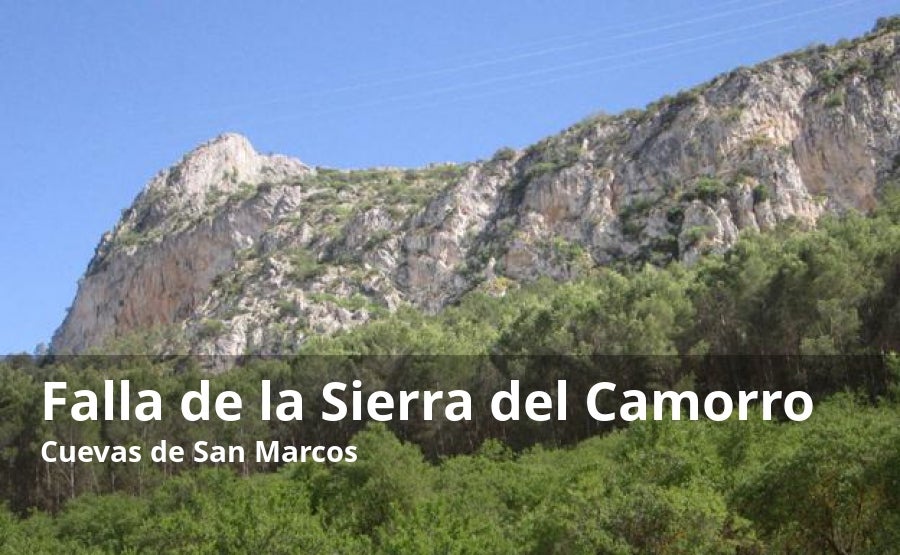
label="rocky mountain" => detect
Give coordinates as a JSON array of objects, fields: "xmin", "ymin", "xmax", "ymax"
[{"xmin": 52, "ymin": 18, "xmax": 900, "ymax": 355}]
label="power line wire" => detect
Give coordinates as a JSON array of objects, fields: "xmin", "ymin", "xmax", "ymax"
[
  {"xmin": 254, "ymin": 0, "xmax": 867, "ymax": 123},
  {"xmin": 175, "ymin": 0, "xmax": 789, "ymax": 119}
]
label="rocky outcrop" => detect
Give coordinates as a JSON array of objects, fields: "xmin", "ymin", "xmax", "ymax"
[
  {"xmin": 52, "ymin": 134, "xmax": 311, "ymax": 353},
  {"xmin": 52, "ymin": 20, "xmax": 900, "ymax": 355}
]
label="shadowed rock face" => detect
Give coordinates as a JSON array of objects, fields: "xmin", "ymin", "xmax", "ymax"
[{"xmin": 52, "ymin": 22, "xmax": 900, "ymax": 355}]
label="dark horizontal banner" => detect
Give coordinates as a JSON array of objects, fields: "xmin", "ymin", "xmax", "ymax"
[
  {"xmin": 1, "ymin": 353, "xmax": 895, "ymax": 514},
  {"xmin": 11, "ymin": 354, "xmax": 893, "ymax": 446}
]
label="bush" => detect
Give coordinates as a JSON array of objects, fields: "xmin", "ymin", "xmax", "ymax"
[
  {"xmin": 230, "ymin": 182, "xmax": 257, "ymax": 202},
  {"xmin": 550, "ymin": 237, "xmax": 585, "ymax": 261},
  {"xmin": 875, "ymin": 15, "xmax": 900, "ymax": 33},
  {"xmin": 524, "ymin": 161, "xmax": 562, "ymax": 182},
  {"xmin": 197, "ymin": 319, "xmax": 226, "ymax": 340},
  {"xmin": 683, "ymin": 225, "xmax": 713, "ymax": 246},
  {"xmin": 205, "ymin": 186, "xmax": 224, "ymax": 205},
  {"xmin": 752, "ymin": 185, "xmax": 770, "ymax": 204},
  {"xmin": 286, "ymin": 248, "xmax": 323, "ymax": 282},
  {"xmin": 671, "ymin": 88, "xmax": 700, "ymax": 107},
  {"xmin": 276, "ymin": 299, "xmax": 301, "ymax": 318},
  {"xmin": 492, "ymin": 147, "xmax": 517, "ymax": 162},
  {"xmin": 666, "ymin": 206, "xmax": 684, "ymax": 226},
  {"xmin": 683, "ymin": 177, "xmax": 728, "ymax": 203},
  {"xmin": 819, "ymin": 69, "xmax": 841, "ymax": 88},
  {"xmin": 622, "ymin": 218, "xmax": 645, "ymax": 238},
  {"xmin": 824, "ymin": 91, "xmax": 845, "ymax": 108},
  {"xmin": 620, "ymin": 197, "xmax": 655, "ymax": 220},
  {"xmin": 723, "ymin": 106, "xmax": 743, "ymax": 123}
]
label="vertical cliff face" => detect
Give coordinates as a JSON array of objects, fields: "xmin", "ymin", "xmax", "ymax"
[
  {"xmin": 52, "ymin": 20, "xmax": 900, "ymax": 355},
  {"xmin": 51, "ymin": 134, "xmax": 311, "ymax": 353}
]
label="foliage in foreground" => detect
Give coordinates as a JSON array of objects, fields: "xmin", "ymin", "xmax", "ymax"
[
  {"xmin": 3, "ymin": 204, "xmax": 900, "ymax": 552},
  {"xmin": 1, "ymin": 394, "xmax": 899, "ymax": 554}
]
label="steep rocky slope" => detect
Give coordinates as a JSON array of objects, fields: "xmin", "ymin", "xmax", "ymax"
[{"xmin": 52, "ymin": 18, "xmax": 900, "ymax": 355}]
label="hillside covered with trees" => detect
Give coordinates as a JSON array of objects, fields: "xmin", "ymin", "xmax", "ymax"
[{"xmin": 2, "ymin": 197, "xmax": 900, "ymax": 553}]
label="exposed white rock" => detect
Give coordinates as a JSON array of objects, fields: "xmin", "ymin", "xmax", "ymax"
[{"xmin": 51, "ymin": 25, "xmax": 900, "ymax": 355}]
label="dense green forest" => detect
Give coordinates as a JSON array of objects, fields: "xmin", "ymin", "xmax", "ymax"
[
  {"xmin": 1, "ymin": 394, "xmax": 899, "ymax": 553},
  {"xmin": 2, "ymin": 197, "xmax": 900, "ymax": 553}
]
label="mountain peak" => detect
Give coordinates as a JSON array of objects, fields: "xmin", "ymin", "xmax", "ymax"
[
  {"xmin": 166, "ymin": 132, "xmax": 261, "ymax": 199},
  {"xmin": 209, "ymin": 131, "xmax": 252, "ymax": 145}
]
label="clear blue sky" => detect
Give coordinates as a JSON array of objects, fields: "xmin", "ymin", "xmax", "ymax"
[{"xmin": 1, "ymin": 0, "xmax": 898, "ymax": 353}]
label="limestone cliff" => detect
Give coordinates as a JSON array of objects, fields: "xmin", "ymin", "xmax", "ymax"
[{"xmin": 52, "ymin": 18, "xmax": 900, "ymax": 355}]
